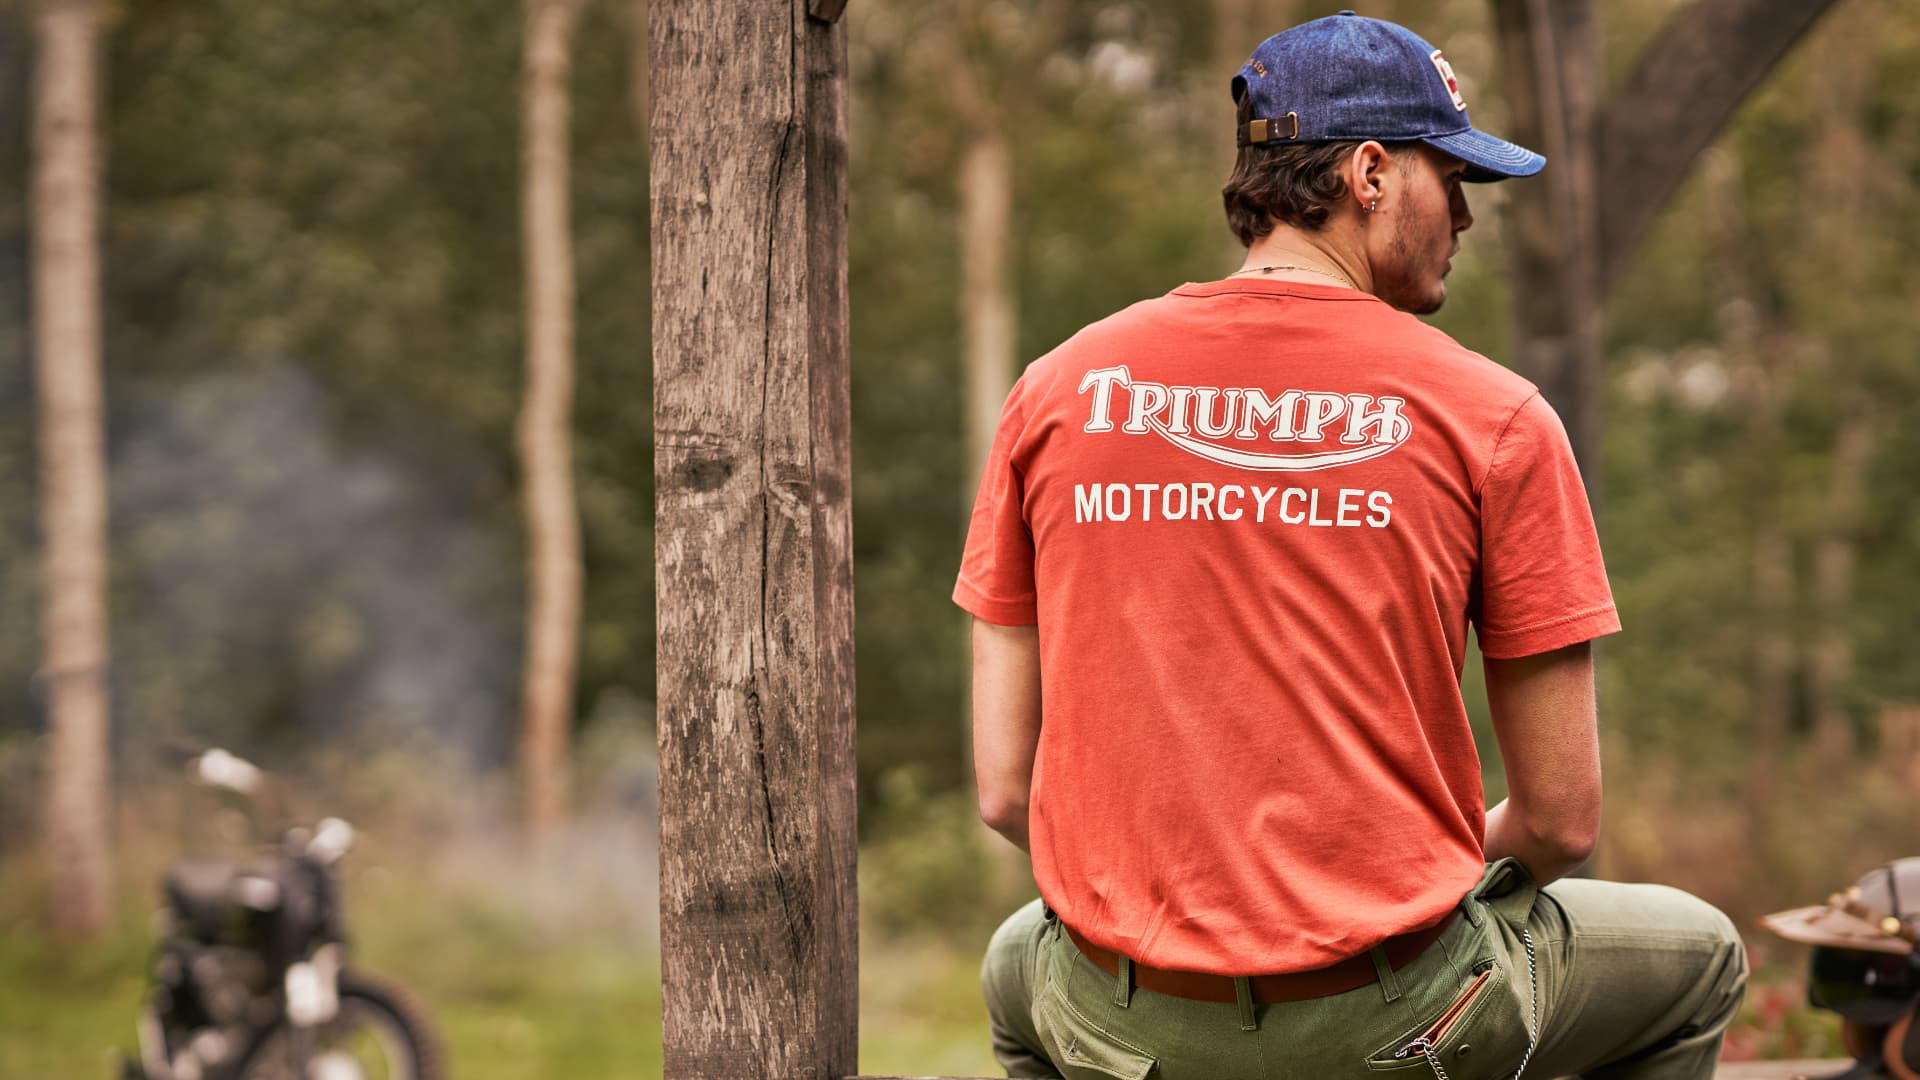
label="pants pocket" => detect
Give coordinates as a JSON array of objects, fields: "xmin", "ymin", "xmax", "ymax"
[
  {"xmin": 1362, "ymin": 958, "xmax": 1530, "ymax": 1078},
  {"xmin": 1033, "ymin": 989, "xmax": 1158, "ymax": 1080}
]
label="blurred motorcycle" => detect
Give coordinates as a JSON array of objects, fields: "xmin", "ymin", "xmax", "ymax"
[{"xmin": 120, "ymin": 748, "xmax": 442, "ymax": 1080}]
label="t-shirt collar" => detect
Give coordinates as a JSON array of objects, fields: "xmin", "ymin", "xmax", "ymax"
[{"xmin": 1172, "ymin": 278, "xmax": 1384, "ymax": 302}]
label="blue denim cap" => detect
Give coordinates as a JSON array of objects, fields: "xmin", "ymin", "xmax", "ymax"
[{"xmin": 1232, "ymin": 11, "xmax": 1544, "ymax": 182}]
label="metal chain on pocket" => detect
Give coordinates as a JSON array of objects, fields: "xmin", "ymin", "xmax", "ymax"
[
  {"xmin": 1417, "ymin": 1038, "xmax": 1456, "ymax": 1080},
  {"xmin": 1512, "ymin": 929, "xmax": 1539, "ymax": 1079},
  {"xmin": 1413, "ymin": 929, "xmax": 1539, "ymax": 1080}
]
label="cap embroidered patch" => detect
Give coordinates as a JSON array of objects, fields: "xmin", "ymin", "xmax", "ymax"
[{"xmin": 1430, "ymin": 50, "xmax": 1467, "ymax": 111}]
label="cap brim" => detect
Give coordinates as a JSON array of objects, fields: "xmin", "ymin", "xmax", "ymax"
[
  {"xmin": 1760, "ymin": 904, "xmax": 1915, "ymax": 955},
  {"xmin": 1425, "ymin": 127, "xmax": 1545, "ymax": 182}
]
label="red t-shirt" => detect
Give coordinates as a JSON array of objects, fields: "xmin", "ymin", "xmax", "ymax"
[{"xmin": 954, "ymin": 278, "xmax": 1620, "ymax": 975}]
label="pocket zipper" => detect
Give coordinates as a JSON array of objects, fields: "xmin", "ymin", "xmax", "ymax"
[{"xmin": 1393, "ymin": 968, "xmax": 1493, "ymax": 1059}]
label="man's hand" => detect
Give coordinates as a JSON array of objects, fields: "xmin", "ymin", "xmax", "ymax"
[
  {"xmin": 971, "ymin": 618, "xmax": 1042, "ymax": 852},
  {"xmin": 1482, "ymin": 640, "xmax": 1602, "ymax": 885}
]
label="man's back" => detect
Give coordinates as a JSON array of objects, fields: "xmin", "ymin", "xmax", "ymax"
[{"xmin": 960, "ymin": 278, "xmax": 1614, "ymax": 975}]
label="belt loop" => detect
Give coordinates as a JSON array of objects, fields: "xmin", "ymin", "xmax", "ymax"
[
  {"xmin": 1112, "ymin": 954, "xmax": 1134, "ymax": 1008},
  {"xmin": 1369, "ymin": 944, "xmax": 1403, "ymax": 1003},
  {"xmin": 1459, "ymin": 891, "xmax": 1485, "ymax": 929},
  {"xmin": 1234, "ymin": 976, "xmax": 1258, "ymax": 1032}
]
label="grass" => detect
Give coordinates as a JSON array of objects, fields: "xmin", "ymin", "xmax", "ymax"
[
  {"xmin": 0, "ymin": 871, "xmax": 1859, "ymax": 1080},
  {"xmin": 859, "ymin": 934, "xmax": 1000, "ymax": 1078},
  {"xmin": 0, "ymin": 794, "xmax": 1006, "ymax": 1080},
  {"xmin": 0, "ymin": 756, "xmax": 1872, "ymax": 1079},
  {"xmin": 0, "ymin": 914, "xmax": 1852, "ymax": 1080},
  {"xmin": 0, "ymin": 912, "xmax": 153, "ymax": 1080},
  {"xmin": 0, "ymin": 873, "xmax": 665, "ymax": 1080},
  {"xmin": 0, "ymin": 872, "xmax": 1002, "ymax": 1080}
]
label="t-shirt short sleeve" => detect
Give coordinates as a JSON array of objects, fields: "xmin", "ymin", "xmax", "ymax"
[
  {"xmin": 954, "ymin": 382, "xmax": 1038, "ymax": 625},
  {"xmin": 1473, "ymin": 392, "xmax": 1621, "ymax": 658}
]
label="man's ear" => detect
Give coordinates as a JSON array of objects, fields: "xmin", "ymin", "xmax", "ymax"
[{"xmin": 1350, "ymin": 141, "xmax": 1391, "ymax": 210}]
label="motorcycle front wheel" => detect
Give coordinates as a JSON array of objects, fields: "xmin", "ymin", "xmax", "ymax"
[{"xmin": 239, "ymin": 973, "xmax": 443, "ymax": 1080}]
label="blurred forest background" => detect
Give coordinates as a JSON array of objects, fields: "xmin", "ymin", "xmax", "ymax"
[{"xmin": 2, "ymin": 0, "xmax": 1917, "ymax": 1075}]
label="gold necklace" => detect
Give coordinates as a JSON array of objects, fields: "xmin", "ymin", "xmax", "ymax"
[{"xmin": 1229, "ymin": 262, "xmax": 1358, "ymax": 290}]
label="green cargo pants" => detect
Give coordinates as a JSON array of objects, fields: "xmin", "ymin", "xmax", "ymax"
[{"xmin": 982, "ymin": 860, "xmax": 1748, "ymax": 1080}]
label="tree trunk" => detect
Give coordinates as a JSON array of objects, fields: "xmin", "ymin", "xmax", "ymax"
[
  {"xmin": 1808, "ymin": 417, "xmax": 1872, "ymax": 761},
  {"xmin": 32, "ymin": 0, "xmax": 112, "ymax": 936},
  {"xmin": 1793, "ymin": 12, "xmax": 1870, "ymax": 765},
  {"xmin": 942, "ymin": 0, "xmax": 1063, "ymax": 502},
  {"xmin": 1214, "ymin": 1, "xmax": 1299, "ymax": 124},
  {"xmin": 1490, "ymin": 0, "xmax": 1602, "ymax": 478},
  {"xmin": 517, "ymin": 0, "xmax": 584, "ymax": 834},
  {"xmin": 1703, "ymin": 147, "xmax": 1792, "ymax": 823},
  {"xmin": 1212, "ymin": 0, "xmax": 1250, "ymax": 183},
  {"xmin": 652, "ymin": 1, "xmax": 855, "ymax": 1075},
  {"xmin": 1747, "ymin": 521, "xmax": 1794, "ymax": 809},
  {"xmin": 1596, "ymin": 0, "xmax": 1842, "ymax": 291},
  {"xmin": 958, "ymin": 121, "xmax": 1031, "ymax": 880},
  {"xmin": 1491, "ymin": 0, "xmax": 1843, "ymax": 480},
  {"xmin": 949, "ymin": 5, "xmax": 1048, "ymax": 888},
  {"xmin": 959, "ymin": 122, "xmax": 1014, "ymax": 523},
  {"xmin": 1213, "ymin": 0, "xmax": 1296, "ymax": 263}
]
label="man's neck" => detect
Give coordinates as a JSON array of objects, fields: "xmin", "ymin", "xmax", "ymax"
[{"xmin": 1235, "ymin": 225, "xmax": 1372, "ymax": 295}]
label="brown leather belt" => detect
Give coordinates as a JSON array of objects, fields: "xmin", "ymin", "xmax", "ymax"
[{"xmin": 1063, "ymin": 911, "xmax": 1456, "ymax": 1004}]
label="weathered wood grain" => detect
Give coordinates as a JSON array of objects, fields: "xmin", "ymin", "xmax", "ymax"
[{"xmin": 652, "ymin": 1, "xmax": 854, "ymax": 1077}]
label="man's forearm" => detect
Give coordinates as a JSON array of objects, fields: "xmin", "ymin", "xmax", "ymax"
[
  {"xmin": 985, "ymin": 810, "xmax": 1031, "ymax": 853},
  {"xmin": 972, "ymin": 618, "xmax": 1043, "ymax": 856},
  {"xmin": 1482, "ymin": 642, "xmax": 1603, "ymax": 888},
  {"xmin": 1483, "ymin": 798, "xmax": 1593, "ymax": 886}
]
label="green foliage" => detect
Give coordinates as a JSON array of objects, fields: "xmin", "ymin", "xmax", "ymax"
[
  {"xmin": 1601, "ymin": 0, "xmax": 1920, "ymax": 777},
  {"xmin": 860, "ymin": 765, "xmax": 1039, "ymax": 940},
  {"xmin": 0, "ymin": 0, "xmax": 653, "ymax": 767}
]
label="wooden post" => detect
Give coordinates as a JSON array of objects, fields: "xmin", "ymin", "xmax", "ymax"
[{"xmin": 651, "ymin": 1, "xmax": 854, "ymax": 1077}]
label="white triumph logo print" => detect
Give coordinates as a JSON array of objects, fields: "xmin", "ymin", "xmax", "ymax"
[{"xmin": 1076, "ymin": 365, "xmax": 1412, "ymax": 471}]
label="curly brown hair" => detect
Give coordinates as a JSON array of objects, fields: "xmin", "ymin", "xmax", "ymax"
[{"xmin": 1220, "ymin": 94, "xmax": 1410, "ymax": 246}]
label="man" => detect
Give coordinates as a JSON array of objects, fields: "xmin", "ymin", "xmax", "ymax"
[{"xmin": 955, "ymin": 12, "xmax": 1747, "ymax": 1080}]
